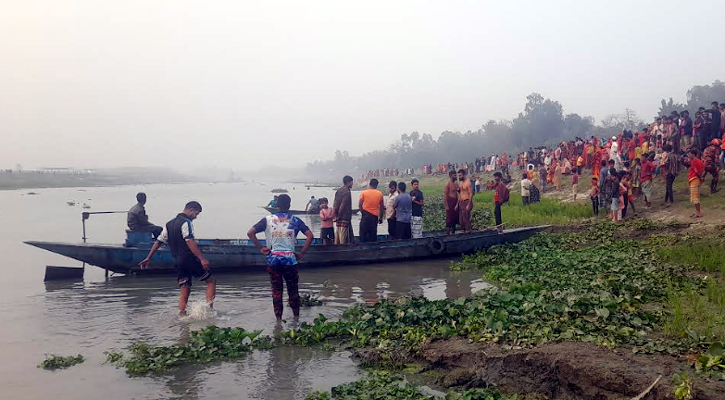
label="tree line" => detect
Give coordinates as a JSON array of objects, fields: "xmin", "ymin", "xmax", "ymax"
[{"xmin": 305, "ymin": 81, "xmax": 725, "ymax": 177}]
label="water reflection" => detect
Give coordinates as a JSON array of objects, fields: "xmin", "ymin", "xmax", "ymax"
[{"xmin": 36, "ymin": 260, "xmax": 487, "ymax": 399}]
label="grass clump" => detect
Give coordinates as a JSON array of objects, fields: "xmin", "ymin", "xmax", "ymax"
[
  {"xmin": 658, "ymin": 241, "xmax": 725, "ymax": 275},
  {"xmin": 665, "ymin": 279, "xmax": 725, "ymax": 340},
  {"xmin": 38, "ymin": 354, "xmax": 84, "ymax": 370}
]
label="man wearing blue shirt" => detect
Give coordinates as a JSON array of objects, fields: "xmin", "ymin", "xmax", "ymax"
[{"xmin": 393, "ymin": 182, "xmax": 413, "ymax": 239}]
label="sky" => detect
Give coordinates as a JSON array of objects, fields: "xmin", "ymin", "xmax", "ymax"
[{"xmin": 1, "ymin": 0, "xmax": 723, "ymax": 171}]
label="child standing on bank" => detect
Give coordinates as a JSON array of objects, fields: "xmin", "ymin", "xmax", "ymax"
[
  {"xmin": 572, "ymin": 170, "xmax": 580, "ymax": 201},
  {"xmin": 589, "ymin": 177, "xmax": 599, "ymax": 216}
]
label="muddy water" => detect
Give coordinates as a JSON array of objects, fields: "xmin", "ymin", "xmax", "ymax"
[{"xmin": 0, "ymin": 182, "xmax": 488, "ymax": 400}]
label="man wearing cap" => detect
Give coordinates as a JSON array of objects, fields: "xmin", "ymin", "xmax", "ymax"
[
  {"xmin": 703, "ymin": 139, "xmax": 720, "ymax": 194},
  {"xmin": 140, "ymin": 201, "xmax": 216, "ymax": 316}
]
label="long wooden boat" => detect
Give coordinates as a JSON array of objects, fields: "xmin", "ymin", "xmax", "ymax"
[
  {"xmin": 263, "ymin": 206, "xmax": 359, "ymax": 215},
  {"xmin": 25, "ymin": 226, "xmax": 548, "ymax": 275}
]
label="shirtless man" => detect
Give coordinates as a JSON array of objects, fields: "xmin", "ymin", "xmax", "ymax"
[
  {"xmin": 457, "ymin": 169, "xmax": 474, "ymax": 233},
  {"xmin": 444, "ymin": 170, "xmax": 459, "ymax": 234}
]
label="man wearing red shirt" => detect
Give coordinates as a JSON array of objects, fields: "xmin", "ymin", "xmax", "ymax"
[
  {"xmin": 685, "ymin": 149, "xmax": 704, "ymax": 218},
  {"xmin": 640, "ymin": 154, "xmax": 655, "ymax": 208},
  {"xmin": 492, "ymin": 172, "xmax": 508, "ymax": 231}
]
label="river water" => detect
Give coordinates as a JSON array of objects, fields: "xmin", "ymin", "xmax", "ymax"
[{"xmin": 0, "ymin": 182, "xmax": 488, "ymax": 400}]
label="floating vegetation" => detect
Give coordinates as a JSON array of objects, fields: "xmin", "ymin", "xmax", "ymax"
[
  {"xmin": 104, "ymin": 220, "xmax": 725, "ymax": 379},
  {"xmin": 271, "ymin": 188, "xmax": 289, "ymax": 193},
  {"xmin": 301, "ymin": 292, "xmax": 324, "ymax": 307},
  {"xmin": 114, "ymin": 326, "xmax": 272, "ymax": 375},
  {"xmin": 38, "ymin": 354, "xmax": 84, "ymax": 370},
  {"xmin": 305, "ymin": 371, "xmax": 519, "ymax": 400}
]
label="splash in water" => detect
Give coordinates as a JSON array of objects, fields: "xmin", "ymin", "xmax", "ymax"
[{"xmin": 181, "ymin": 299, "xmax": 217, "ymax": 321}]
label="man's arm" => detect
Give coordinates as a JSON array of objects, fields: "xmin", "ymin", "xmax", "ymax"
[
  {"xmin": 247, "ymin": 227, "xmax": 271, "ymax": 256},
  {"xmin": 140, "ymin": 226, "xmax": 168, "ymax": 268},
  {"xmin": 296, "ymin": 229, "xmax": 314, "ymax": 261},
  {"xmin": 378, "ymin": 196, "xmax": 385, "ymax": 223},
  {"xmin": 139, "ymin": 241, "xmax": 162, "ymax": 269},
  {"xmin": 358, "ymin": 195, "xmax": 364, "ymax": 212},
  {"xmin": 186, "ymin": 239, "xmax": 210, "ymax": 270}
]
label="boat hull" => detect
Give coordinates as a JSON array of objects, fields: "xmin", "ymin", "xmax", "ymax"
[
  {"xmin": 25, "ymin": 226, "xmax": 548, "ymax": 275},
  {"xmin": 263, "ymin": 207, "xmax": 359, "ymax": 215}
]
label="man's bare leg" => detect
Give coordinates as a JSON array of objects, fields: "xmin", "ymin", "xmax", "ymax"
[
  {"xmin": 205, "ymin": 278, "xmax": 217, "ymax": 308},
  {"xmin": 179, "ymin": 286, "xmax": 191, "ymax": 316}
]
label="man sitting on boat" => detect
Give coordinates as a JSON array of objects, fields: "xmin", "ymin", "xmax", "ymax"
[
  {"xmin": 247, "ymin": 194, "xmax": 314, "ymax": 321},
  {"xmin": 127, "ymin": 192, "xmax": 163, "ymax": 238}
]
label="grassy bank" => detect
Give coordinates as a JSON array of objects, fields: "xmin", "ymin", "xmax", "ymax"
[
  {"xmin": 91, "ymin": 219, "xmax": 725, "ymax": 397},
  {"xmin": 420, "ymin": 183, "xmax": 592, "ymax": 229}
]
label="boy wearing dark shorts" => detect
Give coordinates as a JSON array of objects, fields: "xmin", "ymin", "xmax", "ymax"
[{"xmin": 140, "ymin": 201, "xmax": 216, "ymax": 316}]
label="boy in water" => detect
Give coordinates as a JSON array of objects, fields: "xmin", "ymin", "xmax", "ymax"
[
  {"xmin": 140, "ymin": 201, "xmax": 216, "ymax": 316},
  {"xmin": 318, "ymin": 198, "xmax": 335, "ymax": 245},
  {"xmin": 247, "ymin": 194, "xmax": 314, "ymax": 321}
]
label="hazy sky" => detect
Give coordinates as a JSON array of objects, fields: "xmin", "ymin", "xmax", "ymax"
[{"xmin": 1, "ymin": 0, "xmax": 723, "ymax": 171}]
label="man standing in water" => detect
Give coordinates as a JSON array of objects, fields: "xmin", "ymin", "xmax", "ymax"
[
  {"xmin": 358, "ymin": 179, "xmax": 385, "ymax": 242},
  {"xmin": 444, "ymin": 171, "xmax": 458, "ymax": 234},
  {"xmin": 333, "ymin": 176, "xmax": 354, "ymax": 244},
  {"xmin": 304, "ymin": 196, "xmax": 319, "ymax": 213},
  {"xmin": 247, "ymin": 194, "xmax": 314, "ymax": 321},
  {"xmin": 409, "ymin": 179, "xmax": 425, "ymax": 238},
  {"xmin": 457, "ymin": 169, "xmax": 474, "ymax": 233},
  {"xmin": 127, "ymin": 192, "xmax": 163, "ymax": 237},
  {"xmin": 140, "ymin": 201, "xmax": 215, "ymax": 316}
]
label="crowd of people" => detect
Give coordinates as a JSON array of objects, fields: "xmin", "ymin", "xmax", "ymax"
[{"xmin": 128, "ymin": 101, "xmax": 725, "ymax": 321}]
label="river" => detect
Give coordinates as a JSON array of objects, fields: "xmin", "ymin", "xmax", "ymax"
[{"xmin": 0, "ymin": 182, "xmax": 488, "ymax": 400}]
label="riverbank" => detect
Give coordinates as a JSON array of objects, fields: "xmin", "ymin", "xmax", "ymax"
[{"xmin": 0, "ymin": 168, "xmax": 199, "ymax": 190}]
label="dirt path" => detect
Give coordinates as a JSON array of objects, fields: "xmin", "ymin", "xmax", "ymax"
[{"xmin": 419, "ymin": 338, "xmax": 725, "ymax": 400}]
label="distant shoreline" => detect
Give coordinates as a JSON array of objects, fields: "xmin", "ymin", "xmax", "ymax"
[{"xmin": 0, "ymin": 174, "xmax": 205, "ymax": 191}]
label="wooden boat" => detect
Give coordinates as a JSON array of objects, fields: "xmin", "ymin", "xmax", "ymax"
[
  {"xmin": 263, "ymin": 206, "xmax": 360, "ymax": 215},
  {"xmin": 25, "ymin": 226, "xmax": 548, "ymax": 276}
]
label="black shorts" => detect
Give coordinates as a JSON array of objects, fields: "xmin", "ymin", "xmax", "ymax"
[
  {"xmin": 176, "ymin": 258, "xmax": 212, "ymax": 288},
  {"xmin": 320, "ymin": 227, "xmax": 334, "ymax": 241}
]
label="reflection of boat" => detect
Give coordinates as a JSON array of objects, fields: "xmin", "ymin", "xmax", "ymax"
[
  {"xmin": 25, "ymin": 226, "xmax": 548, "ymax": 275},
  {"xmin": 263, "ymin": 206, "xmax": 359, "ymax": 215}
]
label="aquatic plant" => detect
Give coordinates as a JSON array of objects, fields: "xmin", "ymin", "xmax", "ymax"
[
  {"xmin": 672, "ymin": 372, "xmax": 694, "ymax": 400},
  {"xmin": 301, "ymin": 292, "xmax": 324, "ymax": 307},
  {"xmin": 692, "ymin": 342, "xmax": 725, "ymax": 380},
  {"xmin": 305, "ymin": 371, "xmax": 516, "ymax": 400},
  {"xmin": 38, "ymin": 354, "xmax": 84, "ymax": 370},
  {"xmin": 117, "ymin": 326, "xmax": 272, "ymax": 375}
]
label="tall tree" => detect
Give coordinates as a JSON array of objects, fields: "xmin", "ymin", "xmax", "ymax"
[
  {"xmin": 658, "ymin": 98, "xmax": 687, "ymax": 117},
  {"xmin": 686, "ymin": 80, "xmax": 725, "ymax": 112}
]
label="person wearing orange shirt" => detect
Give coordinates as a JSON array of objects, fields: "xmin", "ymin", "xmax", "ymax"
[{"xmin": 358, "ymin": 179, "xmax": 385, "ymax": 242}]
